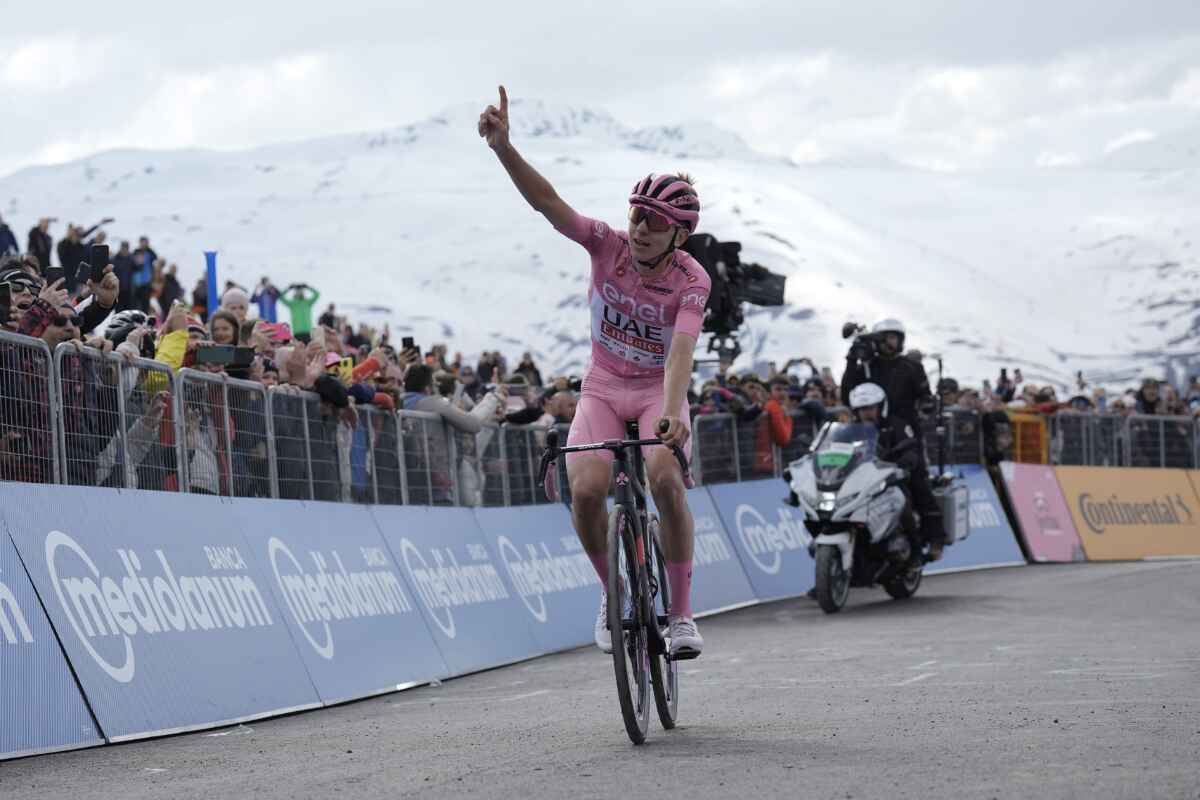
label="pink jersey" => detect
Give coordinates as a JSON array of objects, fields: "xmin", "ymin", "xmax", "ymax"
[{"xmin": 556, "ymin": 212, "xmax": 711, "ymax": 379}]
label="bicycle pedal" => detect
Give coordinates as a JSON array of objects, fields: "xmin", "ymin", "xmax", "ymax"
[{"xmin": 667, "ymin": 648, "xmax": 701, "ymax": 662}]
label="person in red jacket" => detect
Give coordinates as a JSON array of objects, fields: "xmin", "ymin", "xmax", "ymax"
[{"xmin": 745, "ymin": 376, "xmax": 794, "ymax": 475}]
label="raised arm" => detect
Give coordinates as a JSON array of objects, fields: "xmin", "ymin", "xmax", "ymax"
[{"xmin": 479, "ymin": 86, "xmax": 577, "ymax": 232}]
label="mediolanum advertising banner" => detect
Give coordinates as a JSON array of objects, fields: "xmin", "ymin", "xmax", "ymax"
[
  {"xmin": 1055, "ymin": 467, "xmax": 1200, "ymax": 560},
  {"xmin": 4, "ymin": 485, "xmax": 322, "ymax": 741}
]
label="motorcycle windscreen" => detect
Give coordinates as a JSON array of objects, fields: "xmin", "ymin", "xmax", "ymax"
[{"xmin": 811, "ymin": 423, "xmax": 879, "ymax": 487}]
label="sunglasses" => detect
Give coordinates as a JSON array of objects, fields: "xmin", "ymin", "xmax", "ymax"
[
  {"xmin": 52, "ymin": 313, "xmax": 82, "ymax": 328},
  {"xmin": 5, "ymin": 279, "xmax": 41, "ymax": 295},
  {"xmin": 628, "ymin": 206, "xmax": 674, "ymax": 234}
]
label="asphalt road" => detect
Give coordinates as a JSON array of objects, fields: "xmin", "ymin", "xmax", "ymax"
[{"xmin": 3, "ymin": 561, "xmax": 1199, "ymax": 800}]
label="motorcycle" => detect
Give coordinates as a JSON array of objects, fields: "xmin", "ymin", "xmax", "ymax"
[{"xmin": 784, "ymin": 421, "xmax": 967, "ymax": 614}]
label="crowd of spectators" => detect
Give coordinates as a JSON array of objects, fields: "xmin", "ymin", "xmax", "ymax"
[{"xmin": 0, "ymin": 212, "xmax": 1192, "ymax": 498}]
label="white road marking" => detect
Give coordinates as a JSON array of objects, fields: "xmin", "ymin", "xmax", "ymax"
[
  {"xmin": 205, "ymin": 725, "xmax": 254, "ymax": 738},
  {"xmin": 893, "ymin": 673, "xmax": 936, "ymax": 687},
  {"xmin": 143, "ymin": 768, "xmax": 167, "ymax": 774},
  {"xmin": 911, "ymin": 660, "xmax": 939, "ymax": 669}
]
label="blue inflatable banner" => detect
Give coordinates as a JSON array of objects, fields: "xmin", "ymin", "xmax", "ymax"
[
  {"xmin": 1, "ymin": 531, "xmax": 102, "ymax": 759},
  {"xmin": 706, "ymin": 480, "xmax": 815, "ymax": 601},
  {"xmin": 475, "ymin": 504, "xmax": 595, "ymax": 653},
  {"xmin": 234, "ymin": 500, "xmax": 448, "ymax": 705},
  {"xmin": 649, "ymin": 488, "xmax": 758, "ymax": 616},
  {"xmin": 4, "ymin": 485, "xmax": 321, "ymax": 741},
  {"xmin": 371, "ymin": 506, "xmax": 542, "ymax": 676},
  {"xmin": 927, "ymin": 465, "xmax": 1026, "ymax": 574}
]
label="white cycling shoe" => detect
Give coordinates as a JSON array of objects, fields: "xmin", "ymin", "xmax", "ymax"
[
  {"xmin": 594, "ymin": 592, "xmax": 613, "ymax": 654},
  {"xmin": 668, "ymin": 616, "xmax": 703, "ymax": 660}
]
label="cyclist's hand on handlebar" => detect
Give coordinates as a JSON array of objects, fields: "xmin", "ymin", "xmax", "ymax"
[
  {"xmin": 478, "ymin": 85, "xmax": 510, "ymax": 151},
  {"xmin": 656, "ymin": 416, "xmax": 689, "ymax": 450}
]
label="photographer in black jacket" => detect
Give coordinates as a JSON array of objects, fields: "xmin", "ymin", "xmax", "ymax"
[{"xmin": 840, "ymin": 318, "xmax": 943, "ymax": 560}]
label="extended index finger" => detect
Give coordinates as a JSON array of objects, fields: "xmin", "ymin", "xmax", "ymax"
[{"xmin": 498, "ymin": 85, "xmax": 508, "ymax": 116}]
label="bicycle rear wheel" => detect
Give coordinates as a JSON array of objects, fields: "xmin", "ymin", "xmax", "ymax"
[
  {"xmin": 608, "ymin": 506, "xmax": 650, "ymax": 745},
  {"xmin": 647, "ymin": 516, "xmax": 679, "ymax": 730}
]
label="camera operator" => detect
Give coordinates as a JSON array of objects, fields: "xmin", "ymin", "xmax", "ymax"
[{"xmin": 840, "ymin": 318, "xmax": 943, "ymax": 560}]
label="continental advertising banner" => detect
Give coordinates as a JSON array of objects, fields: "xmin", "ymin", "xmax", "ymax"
[
  {"xmin": 4, "ymin": 485, "xmax": 322, "ymax": 741},
  {"xmin": 371, "ymin": 506, "xmax": 543, "ymax": 676},
  {"xmin": 1, "ymin": 531, "xmax": 103, "ymax": 759},
  {"xmin": 998, "ymin": 462, "xmax": 1085, "ymax": 562},
  {"xmin": 235, "ymin": 500, "xmax": 448, "ymax": 705},
  {"xmin": 1055, "ymin": 467, "xmax": 1200, "ymax": 560}
]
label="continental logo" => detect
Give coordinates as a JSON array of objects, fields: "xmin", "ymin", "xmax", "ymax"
[
  {"xmin": 496, "ymin": 536, "xmax": 593, "ymax": 623},
  {"xmin": 735, "ymin": 505, "xmax": 810, "ymax": 575},
  {"xmin": 268, "ymin": 537, "xmax": 414, "ymax": 660},
  {"xmin": 45, "ymin": 532, "xmax": 273, "ymax": 683},
  {"xmin": 0, "ymin": 566, "xmax": 33, "ymax": 646},
  {"xmin": 1077, "ymin": 493, "xmax": 1195, "ymax": 534}
]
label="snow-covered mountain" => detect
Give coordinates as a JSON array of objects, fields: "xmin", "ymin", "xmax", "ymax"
[{"xmin": 1, "ymin": 100, "xmax": 1197, "ymax": 390}]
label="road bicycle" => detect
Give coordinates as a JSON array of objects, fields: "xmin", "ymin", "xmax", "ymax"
[{"xmin": 539, "ymin": 420, "xmax": 694, "ymax": 744}]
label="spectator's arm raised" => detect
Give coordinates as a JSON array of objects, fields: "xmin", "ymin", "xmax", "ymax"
[{"xmin": 479, "ymin": 85, "xmax": 577, "ymax": 232}]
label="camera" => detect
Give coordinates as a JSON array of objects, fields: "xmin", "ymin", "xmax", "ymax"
[
  {"xmin": 842, "ymin": 322, "xmax": 883, "ymax": 363},
  {"xmin": 681, "ymin": 233, "xmax": 787, "ymax": 364}
]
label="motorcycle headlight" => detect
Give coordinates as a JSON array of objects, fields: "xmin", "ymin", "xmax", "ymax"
[{"xmin": 817, "ymin": 492, "xmax": 837, "ymax": 512}]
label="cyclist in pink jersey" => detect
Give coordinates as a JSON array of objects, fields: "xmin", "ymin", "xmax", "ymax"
[{"xmin": 480, "ymin": 86, "xmax": 708, "ymax": 658}]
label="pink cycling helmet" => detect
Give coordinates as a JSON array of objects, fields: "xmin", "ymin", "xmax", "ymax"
[{"xmin": 629, "ymin": 174, "xmax": 700, "ymax": 234}]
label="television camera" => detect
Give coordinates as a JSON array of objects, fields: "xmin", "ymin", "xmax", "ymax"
[{"xmin": 681, "ymin": 233, "xmax": 787, "ymax": 364}]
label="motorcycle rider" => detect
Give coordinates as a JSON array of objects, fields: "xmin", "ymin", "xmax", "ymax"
[
  {"xmin": 848, "ymin": 381, "xmax": 943, "ymax": 561},
  {"xmin": 841, "ymin": 320, "xmax": 943, "ymax": 560}
]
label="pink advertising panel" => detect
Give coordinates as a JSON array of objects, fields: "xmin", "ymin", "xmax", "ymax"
[{"xmin": 999, "ymin": 462, "xmax": 1085, "ymax": 562}]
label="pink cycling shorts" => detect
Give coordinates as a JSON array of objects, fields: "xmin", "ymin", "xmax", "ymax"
[{"xmin": 565, "ymin": 365, "xmax": 691, "ymax": 466}]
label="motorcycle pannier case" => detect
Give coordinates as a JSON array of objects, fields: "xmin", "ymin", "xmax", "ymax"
[{"xmin": 935, "ymin": 484, "xmax": 969, "ymax": 544}]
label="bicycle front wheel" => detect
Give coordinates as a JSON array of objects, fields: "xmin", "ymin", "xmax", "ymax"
[
  {"xmin": 608, "ymin": 506, "xmax": 650, "ymax": 745},
  {"xmin": 647, "ymin": 516, "xmax": 679, "ymax": 729}
]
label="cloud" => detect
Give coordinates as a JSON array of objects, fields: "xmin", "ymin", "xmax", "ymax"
[
  {"xmin": 1, "ymin": 5, "xmax": 1198, "ymax": 178},
  {"xmin": 1104, "ymin": 129, "xmax": 1157, "ymax": 153}
]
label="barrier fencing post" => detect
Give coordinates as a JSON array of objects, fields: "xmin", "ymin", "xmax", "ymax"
[
  {"xmin": 267, "ymin": 387, "xmax": 315, "ymax": 500},
  {"xmin": 1125, "ymin": 414, "xmax": 1195, "ymax": 468},
  {"xmin": 398, "ymin": 410, "xmax": 454, "ymax": 506},
  {"xmin": 174, "ymin": 368, "xmax": 236, "ymax": 496},
  {"xmin": 1006, "ymin": 412, "xmax": 1048, "ymax": 464},
  {"xmin": 118, "ymin": 354, "xmax": 181, "ymax": 492},
  {"xmin": 225, "ymin": 375, "xmax": 273, "ymax": 498},
  {"xmin": 353, "ymin": 405, "xmax": 379, "ymax": 504},
  {"xmin": 369, "ymin": 407, "xmax": 405, "ymax": 505},
  {"xmin": 693, "ymin": 414, "xmax": 738, "ymax": 485},
  {"xmin": 305, "ymin": 394, "xmax": 346, "ymax": 502},
  {"xmin": 53, "ymin": 344, "xmax": 128, "ymax": 487}
]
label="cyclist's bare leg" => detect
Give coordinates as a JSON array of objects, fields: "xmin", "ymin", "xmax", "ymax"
[
  {"xmin": 567, "ymin": 455, "xmax": 612, "ymax": 582},
  {"xmin": 646, "ymin": 448, "xmax": 694, "ymax": 618}
]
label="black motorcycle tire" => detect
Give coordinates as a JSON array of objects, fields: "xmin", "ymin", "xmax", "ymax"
[
  {"xmin": 814, "ymin": 545, "xmax": 849, "ymax": 613},
  {"xmin": 884, "ymin": 566, "xmax": 923, "ymax": 600}
]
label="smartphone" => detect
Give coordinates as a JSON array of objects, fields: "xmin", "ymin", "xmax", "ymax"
[
  {"xmin": 401, "ymin": 336, "xmax": 420, "ymax": 357},
  {"xmin": 89, "ymin": 244, "xmax": 109, "ymax": 284},
  {"xmin": 195, "ymin": 345, "xmax": 255, "ymax": 367},
  {"xmin": 44, "ymin": 265, "xmax": 65, "ymax": 287}
]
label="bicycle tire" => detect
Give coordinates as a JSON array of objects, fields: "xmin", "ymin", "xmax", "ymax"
[
  {"xmin": 608, "ymin": 506, "xmax": 650, "ymax": 744},
  {"xmin": 647, "ymin": 516, "xmax": 678, "ymax": 729}
]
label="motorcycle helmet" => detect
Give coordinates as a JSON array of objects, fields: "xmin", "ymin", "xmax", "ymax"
[
  {"xmin": 871, "ymin": 318, "xmax": 906, "ymax": 355},
  {"xmin": 849, "ymin": 382, "xmax": 888, "ymax": 421}
]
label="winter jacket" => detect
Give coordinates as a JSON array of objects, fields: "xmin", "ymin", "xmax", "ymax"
[
  {"xmin": 27, "ymin": 227, "xmax": 52, "ymax": 271},
  {"xmin": 0, "ymin": 224, "xmax": 18, "ymax": 256}
]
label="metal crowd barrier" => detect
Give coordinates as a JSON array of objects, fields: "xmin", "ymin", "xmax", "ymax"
[
  {"xmin": 0, "ymin": 331, "xmax": 59, "ymax": 485},
  {"xmin": 19, "ymin": 325, "xmax": 1200, "ymax": 507},
  {"xmin": 176, "ymin": 368, "xmax": 277, "ymax": 498}
]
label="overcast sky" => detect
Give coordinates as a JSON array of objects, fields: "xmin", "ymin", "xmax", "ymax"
[{"xmin": 1, "ymin": 1, "xmax": 1198, "ymax": 177}]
